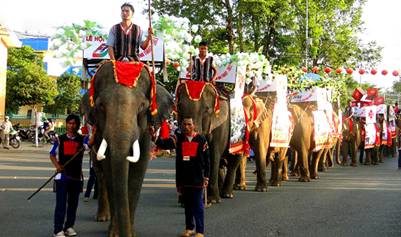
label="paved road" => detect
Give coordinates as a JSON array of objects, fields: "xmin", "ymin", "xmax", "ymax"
[{"xmin": 1, "ymin": 143, "xmax": 401, "ymax": 237}]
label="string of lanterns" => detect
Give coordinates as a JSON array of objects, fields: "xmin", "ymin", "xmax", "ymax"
[{"xmin": 301, "ymin": 67, "xmax": 400, "ymax": 77}]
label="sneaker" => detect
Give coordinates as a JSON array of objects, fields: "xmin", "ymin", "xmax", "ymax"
[
  {"xmin": 84, "ymin": 197, "xmax": 89, "ymax": 202},
  {"xmin": 64, "ymin": 227, "xmax": 77, "ymax": 236},
  {"xmin": 53, "ymin": 231, "xmax": 65, "ymax": 237},
  {"xmin": 180, "ymin": 229, "xmax": 196, "ymax": 237}
]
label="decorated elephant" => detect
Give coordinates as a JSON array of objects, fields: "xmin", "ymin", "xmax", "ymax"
[
  {"xmin": 81, "ymin": 60, "xmax": 173, "ymax": 237},
  {"xmin": 341, "ymin": 115, "xmax": 362, "ymax": 166}
]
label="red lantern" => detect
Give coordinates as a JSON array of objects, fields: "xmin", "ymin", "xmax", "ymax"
[
  {"xmin": 302, "ymin": 67, "xmax": 308, "ymax": 73},
  {"xmin": 336, "ymin": 68, "xmax": 342, "ymax": 74},
  {"xmin": 346, "ymin": 68, "xmax": 353, "ymax": 74},
  {"xmin": 381, "ymin": 70, "xmax": 388, "ymax": 76},
  {"xmin": 172, "ymin": 62, "xmax": 180, "ymax": 68},
  {"xmin": 324, "ymin": 67, "xmax": 331, "ymax": 73},
  {"xmin": 312, "ymin": 67, "xmax": 319, "ymax": 73},
  {"xmin": 358, "ymin": 69, "xmax": 365, "ymax": 75},
  {"xmin": 370, "ymin": 69, "xmax": 377, "ymax": 75},
  {"xmin": 392, "ymin": 70, "xmax": 399, "ymax": 77}
]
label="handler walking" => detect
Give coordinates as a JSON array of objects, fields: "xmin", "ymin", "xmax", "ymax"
[{"xmin": 156, "ymin": 118, "xmax": 210, "ymax": 237}]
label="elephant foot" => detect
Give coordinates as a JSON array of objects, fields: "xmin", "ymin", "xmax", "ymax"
[
  {"xmin": 269, "ymin": 180, "xmax": 281, "ymax": 187},
  {"xmin": 234, "ymin": 183, "xmax": 247, "ymax": 191},
  {"xmin": 379, "ymin": 160, "xmax": 384, "ymax": 163},
  {"xmin": 364, "ymin": 162, "xmax": 371, "ymax": 166},
  {"xmin": 341, "ymin": 162, "xmax": 348, "ymax": 166},
  {"xmin": 372, "ymin": 162, "xmax": 378, "ymax": 165},
  {"xmin": 350, "ymin": 163, "xmax": 357, "ymax": 167},
  {"xmin": 290, "ymin": 171, "xmax": 299, "ymax": 177},
  {"xmin": 318, "ymin": 167, "xmax": 327, "ymax": 172},
  {"xmin": 310, "ymin": 174, "xmax": 319, "ymax": 180},
  {"xmin": 222, "ymin": 193, "xmax": 234, "ymax": 199},
  {"xmin": 255, "ymin": 183, "xmax": 268, "ymax": 192},
  {"xmin": 298, "ymin": 176, "xmax": 311, "ymax": 182},
  {"xmin": 282, "ymin": 175, "xmax": 289, "ymax": 181},
  {"xmin": 96, "ymin": 212, "xmax": 111, "ymax": 222},
  {"xmin": 208, "ymin": 197, "xmax": 222, "ymax": 204}
]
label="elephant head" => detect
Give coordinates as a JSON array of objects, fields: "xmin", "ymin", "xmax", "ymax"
[
  {"xmin": 176, "ymin": 81, "xmax": 228, "ymax": 135},
  {"xmin": 81, "ymin": 61, "xmax": 173, "ymax": 236}
]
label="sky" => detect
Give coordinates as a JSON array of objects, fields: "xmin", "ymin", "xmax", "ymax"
[{"xmin": 0, "ymin": 0, "xmax": 400, "ymax": 89}]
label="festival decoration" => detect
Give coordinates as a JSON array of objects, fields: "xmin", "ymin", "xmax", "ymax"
[
  {"xmin": 324, "ymin": 67, "xmax": 332, "ymax": 73},
  {"xmin": 312, "ymin": 67, "xmax": 319, "ymax": 73},
  {"xmin": 336, "ymin": 68, "xmax": 342, "ymax": 74},
  {"xmin": 371, "ymin": 69, "xmax": 377, "ymax": 75},
  {"xmin": 381, "ymin": 69, "xmax": 388, "ymax": 75},
  {"xmin": 346, "ymin": 68, "xmax": 353, "ymax": 74},
  {"xmin": 392, "ymin": 70, "xmax": 399, "ymax": 77},
  {"xmin": 302, "ymin": 67, "xmax": 308, "ymax": 73},
  {"xmin": 358, "ymin": 69, "xmax": 365, "ymax": 75}
]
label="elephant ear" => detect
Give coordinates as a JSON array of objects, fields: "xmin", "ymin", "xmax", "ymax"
[
  {"xmin": 150, "ymin": 84, "xmax": 174, "ymax": 126},
  {"xmin": 208, "ymin": 98, "xmax": 229, "ymax": 133},
  {"xmin": 80, "ymin": 93, "xmax": 96, "ymax": 125}
]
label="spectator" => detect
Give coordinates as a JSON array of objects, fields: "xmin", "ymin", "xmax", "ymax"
[{"xmin": 0, "ymin": 116, "xmax": 13, "ymax": 149}]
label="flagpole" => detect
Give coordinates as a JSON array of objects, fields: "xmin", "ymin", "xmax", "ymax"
[{"xmin": 148, "ymin": 0, "xmax": 156, "ymax": 77}]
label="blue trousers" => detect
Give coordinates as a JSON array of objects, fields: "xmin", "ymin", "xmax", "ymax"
[
  {"xmin": 84, "ymin": 168, "xmax": 97, "ymax": 198},
  {"xmin": 182, "ymin": 187, "xmax": 205, "ymax": 234},
  {"xmin": 54, "ymin": 179, "xmax": 82, "ymax": 234}
]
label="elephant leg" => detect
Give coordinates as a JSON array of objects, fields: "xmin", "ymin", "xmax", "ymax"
[
  {"xmin": 270, "ymin": 153, "xmax": 278, "ymax": 186},
  {"xmin": 290, "ymin": 150, "xmax": 299, "ymax": 176},
  {"xmin": 335, "ymin": 140, "xmax": 341, "ymax": 165},
  {"xmin": 379, "ymin": 146, "xmax": 384, "ymax": 163},
  {"xmin": 234, "ymin": 155, "xmax": 247, "ymax": 190},
  {"xmin": 221, "ymin": 155, "xmax": 241, "ymax": 198},
  {"xmin": 364, "ymin": 149, "xmax": 372, "ymax": 165},
  {"xmin": 310, "ymin": 150, "xmax": 323, "ymax": 180},
  {"xmin": 298, "ymin": 148, "xmax": 311, "ymax": 182},
  {"xmin": 372, "ymin": 147, "xmax": 379, "ymax": 165},
  {"xmin": 359, "ymin": 145, "xmax": 365, "ymax": 164},
  {"xmin": 218, "ymin": 159, "xmax": 227, "ymax": 194},
  {"xmin": 254, "ymin": 141, "xmax": 268, "ymax": 192},
  {"xmin": 282, "ymin": 153, "xmax": 289, "ymax": 181},
  {"xmin": 350, "ymin": 142, "xmax": 358, "ymax": 167},
  {"xmin": 93, "ymin": 160, "xmax": 110, "ymax": 222},
  {"xmin": 318, "ymin": 149, "xmax": 328, "ymax": 172},
  {"xmin": 271, "ymin": 153, "xmax": 284, "ymax": 186},
  {"xmin": 207, "ymin": 144, "xmax": 222, "ymax": 204},
  {"xmin": 341, "ymin": 141, "xmax": 349, "ymax": 166}
]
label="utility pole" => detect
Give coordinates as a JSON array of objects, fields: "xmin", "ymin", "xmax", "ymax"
[{"xmin": 305, "ymin": 0, "xmax": 309, "ymax": 68}]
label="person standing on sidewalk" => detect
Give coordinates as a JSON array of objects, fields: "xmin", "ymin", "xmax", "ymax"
[
  {"xmin": 49, "ymin": 114, "xmax": 95, "ymax": 237},
  {"xmin": 0, "ymin": 116, "xmax": 13, "ymax": 149},
  {"xmin": 156, "ymin": 118, "xmax": 210, "ymax": 237}
]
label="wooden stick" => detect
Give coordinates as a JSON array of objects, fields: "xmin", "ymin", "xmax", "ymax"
[{"xmin": 148, "ymin": 0, "xmax": 156, "ymax": 78}]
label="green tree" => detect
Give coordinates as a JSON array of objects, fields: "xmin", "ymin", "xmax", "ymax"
[
  {"xmin": 44, "ymin": 73, "xmax": 82, "ymax": 114},
  {"xmin": 6, "ymin": 46, "xmax": 57, "ymax": 113}
]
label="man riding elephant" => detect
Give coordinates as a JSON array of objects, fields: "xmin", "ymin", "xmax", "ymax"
[{"xmin": 107, "ymin": 2, "xmax": 153, "ymax": 62}]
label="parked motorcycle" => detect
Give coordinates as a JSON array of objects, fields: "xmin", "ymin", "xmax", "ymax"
[
  {"xmin": 14, "ymin": 123, "xmax": 32, "ymax": 141},
  {"xmin": 0, "ymin": 130, "xmax": 21, "ymax": 149}
]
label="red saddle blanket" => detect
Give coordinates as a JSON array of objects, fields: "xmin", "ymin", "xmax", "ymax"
[{"xmin": 89, "ymin": 60, "xmax": 157, "ymax": 115}]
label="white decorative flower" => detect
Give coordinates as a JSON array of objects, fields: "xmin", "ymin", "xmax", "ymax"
[
  {"xmin": 191, "ymin": 25, "xmax": 199, "ymax": 33},
  {"xmin": 194, "ymin": 35, "xmax": 202, "ymax": 44}
]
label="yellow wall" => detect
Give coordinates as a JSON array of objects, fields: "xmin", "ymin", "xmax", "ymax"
[{"xmin": 0, "ymin": 40, "xmax": 7, "ymax": 120}]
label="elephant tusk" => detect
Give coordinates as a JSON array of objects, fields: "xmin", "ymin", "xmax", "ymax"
[
  {"xmin": 97, "ymin": 139, "xmax": 108, "ymax": 161},
  {"xmin": 126, "ymin": 140, "xmax": 140, "ymax": 163}
]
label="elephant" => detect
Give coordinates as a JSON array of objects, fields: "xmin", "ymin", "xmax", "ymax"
[
  {"xmin": 175, "ymin": 80, "xmax": 233, "ymax": 203},
  {"xmin": 81, "ymin": 61, "xmax": 173, "ymax": 237},
  {"xmin": 341, "ymin": 115, "xmax": 362, "ymax": 166},
  {"xmin": 288, "ymin": 102, "xmax": 326, "ymax": 181}
]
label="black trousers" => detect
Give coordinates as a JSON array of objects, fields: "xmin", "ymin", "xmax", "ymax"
[
  {"xmin": 54, "ymin": 179, "xmax": 82, "ymax": 234},
  {"xmin": 182, "ymin": 187, "xmax": 205, "ymax": 234}
]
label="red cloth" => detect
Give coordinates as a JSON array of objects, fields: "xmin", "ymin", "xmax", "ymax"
[
  {"xmin": 160, "ymin": 120, "xmax": 170, "ymax": 139},
  {"xmin": 182, "ymin": 142, "xmax": 199, "ymax": 157},
  {"xmin": 374, "ymin": 124, "xmax": 381, "ymax": 146},
  {"xmin": 81, "ymin": 126, "xmax": 89, "ymax": 136},
  {"xmin": 387, "ymin": 126, "xmax": 392, "ymax": 146},
  {"xmin": 63, "ymin": 141, "xmax": 79, "ymax": 155},
  {"xmin": 184, "ymin": 80, "xmax": 207, "ymax": 100},
  {"xmin": 114, "ymin": 61, "xmax": 144, "ymax": 88}
]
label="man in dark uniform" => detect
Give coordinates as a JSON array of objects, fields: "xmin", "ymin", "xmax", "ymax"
[
  {"xmin": 50, "ymin": 114, "xmax": 95, "ymax": 237},
  {"xmin": 156, "ymin": 118, "xmax": 210, "ymax": 237},
  {"xmin": 106, "ymin": 2, "xmax": 153, "ymax": 61},
  {"xmin": 188, "ymin": 41, "xmax": 217, "ymax": 82}
]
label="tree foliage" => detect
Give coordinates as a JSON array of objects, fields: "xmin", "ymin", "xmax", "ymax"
[
  {"xmin": 44, "ymin": 73, "xmax": 82, "ymax": 114},
  {"xmin": 152, "ymin": 0, "xmax": 382, "ymax": 68},
  {"xmin": 6, "ymin": 46, "xmax": 57, "ymax": 114}
]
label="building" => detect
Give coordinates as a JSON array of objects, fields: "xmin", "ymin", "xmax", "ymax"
[{"xmin": 0, "ymin": 25, "xmax": 21, "ymax": 120}]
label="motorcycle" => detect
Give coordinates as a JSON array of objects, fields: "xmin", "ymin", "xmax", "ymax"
[
  {"xmin": 30, "ymin": 126, "xmax": 57, "ymax": 144},
  {"xmin": 14, "ymin": 123, "xmax": 32, "ymax": 141},
  {"xmin": 0, "ymin": 130, "xmax": 21, "ymax": 149}
]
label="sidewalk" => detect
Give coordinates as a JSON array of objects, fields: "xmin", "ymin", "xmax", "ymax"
[{"xmin": 0, "ymin": 141, "xmax": 52, "ymax": 153}]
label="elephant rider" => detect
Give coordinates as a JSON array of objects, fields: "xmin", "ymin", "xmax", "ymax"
[
  {"xmin": 49, "ymin": 114, "xmax": 96, "ymax": 237},
  {"xmin": 107, "ymin": 2, "xmax": 153, "ymax": 62},
  {"xmin": 156, "ymin": 117, "xmax": 210, "ymax": 237},
  {"xmin": 187, "ymin": 41, "xmax": 218, "ymax": 83}
]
